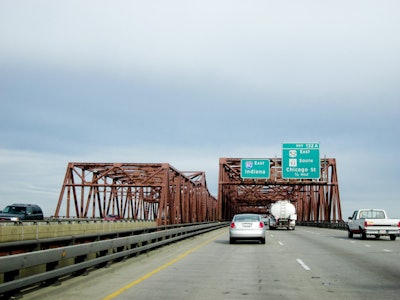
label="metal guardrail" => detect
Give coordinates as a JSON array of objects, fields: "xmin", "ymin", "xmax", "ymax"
[
  {"xmin": 297, "ymin": 221, "xmax": 348, "ymax": 230},
  {"xmin": 0, "ymin": 222, "xmax": 228, "ymax": 299}
]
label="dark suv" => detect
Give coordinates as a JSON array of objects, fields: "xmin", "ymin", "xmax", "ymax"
[{"xmin": 0, "ymin": 204, "xmax": 44, "ymax": 221}]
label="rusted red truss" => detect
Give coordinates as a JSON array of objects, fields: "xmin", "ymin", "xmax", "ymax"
[
  {"xmin": 54, "ymin": 163, "xmax": 218, "ymax": 225},
  {"xmin": 218, "ymin": 158, "xmax": 342, "ymax": 222}
]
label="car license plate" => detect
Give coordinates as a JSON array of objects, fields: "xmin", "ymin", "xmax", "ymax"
[
  {"xmin": 379, "ymin": 230, "xmax": 387, "ymax": 234},
  {"xmin": 243, "ymin": 223, "xmax": 252, "ymax": 227}
]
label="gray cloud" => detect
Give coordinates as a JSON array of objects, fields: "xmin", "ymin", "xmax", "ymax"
[{"xmin": 1, "ymin": 0, "xmax": 399, "ymax": 218}]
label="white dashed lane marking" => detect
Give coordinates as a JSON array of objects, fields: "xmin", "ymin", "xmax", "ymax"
[{"xmin": 296, "ymin": 259, "xmax": 311, "ymax": 271}]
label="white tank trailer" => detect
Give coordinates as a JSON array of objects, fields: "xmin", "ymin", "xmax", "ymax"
[{"xmin": 269, "ymin": 200, "xmax": 297, "ymax": 230}]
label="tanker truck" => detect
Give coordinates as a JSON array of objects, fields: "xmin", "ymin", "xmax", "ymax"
[{"xmin": 269, "ymin": 200, "xmax": 297, "ymax": 230}]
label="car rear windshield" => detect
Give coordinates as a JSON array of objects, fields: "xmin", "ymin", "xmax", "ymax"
[{"xmin": 235, "ymin": 215, "xmax": 260, "ymax": 222}]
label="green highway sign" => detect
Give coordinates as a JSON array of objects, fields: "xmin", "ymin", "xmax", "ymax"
[
  {"xmin": 282, "ymin": 143, "xmax": 320, "ymax": 179},
  {"xmin": 241, "ymin": 159, "xmax": 270, "ymax": 179}
]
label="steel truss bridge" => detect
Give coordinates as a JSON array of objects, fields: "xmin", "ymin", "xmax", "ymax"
[
  {"xmin": 218, "ymin": 158, "xmax": 342, "ymax": 222},
  {"xmin": 54, "ymin": 163, "xmax": 218, "ymax": 225},
  {"xmin": 54, "ymin": 158, "xmax": 343, "ymax": 224}
]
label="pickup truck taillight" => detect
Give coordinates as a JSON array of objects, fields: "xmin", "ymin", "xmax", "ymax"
[{"xmin": 364, "ymin": 221, "xmax": 374, "ymax": 227}]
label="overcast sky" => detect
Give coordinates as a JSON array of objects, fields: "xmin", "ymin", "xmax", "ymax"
[{"xmin": 1, "ymin": 1, "xmax": 399, "ymax": 219}]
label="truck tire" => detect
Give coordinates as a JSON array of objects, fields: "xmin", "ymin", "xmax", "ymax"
[
  {"xmin": 361, "ymin": 231, "xmax": 367, "ymax": 240},
  {"xmin": 390, "ymin": 235, "xmax": 396, "ymax": 241}
]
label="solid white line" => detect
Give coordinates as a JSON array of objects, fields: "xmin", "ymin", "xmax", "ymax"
[
  {"xmin": 296, "ymin": 259, "xmax": 311, "ymax": 271},
  {"xmin": 383, "ymin": 249, "xmax": 392, "ymax": 253}
]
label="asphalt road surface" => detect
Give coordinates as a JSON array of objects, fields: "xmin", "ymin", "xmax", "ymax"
[{"xmin": 22, "ymin": 226, "xmax": 400, "ymax": 300}]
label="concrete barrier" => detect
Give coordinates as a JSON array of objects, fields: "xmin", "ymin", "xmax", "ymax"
[{"xmin": 0, "ymin": 220, "xmax": 157, "ymax": 243}]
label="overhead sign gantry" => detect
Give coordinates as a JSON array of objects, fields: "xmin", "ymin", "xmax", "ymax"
[{"xmin": 219, "ymin": 142, "xmax": 342, "ymax": 222}]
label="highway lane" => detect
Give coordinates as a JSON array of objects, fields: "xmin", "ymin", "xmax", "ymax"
[{"xmin": 22, "ymin": 226, "xmax": 400, "ymax": 300}]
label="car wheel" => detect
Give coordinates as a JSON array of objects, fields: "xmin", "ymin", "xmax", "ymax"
[
  {"xmin": 348, "ymin": 230, "xmax": 353, "ymax": 238},
  {"xmin": 230, "ymin": 238, "xmax": 235, "ymax": 244},
  {"xmin": 390, "ymin": 235, "xmax": 396, "ymax": 241},
  {"xmin": 260, "ymin": 238, "xmax": 266, "ymax": 244}
]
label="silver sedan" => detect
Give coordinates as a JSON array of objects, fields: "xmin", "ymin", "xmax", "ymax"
[{"xmin": 229, "ymin": 213, "xmax": 266, "ymax": 244}]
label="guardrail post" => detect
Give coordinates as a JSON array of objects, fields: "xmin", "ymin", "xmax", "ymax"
[
  {"xmin": 43, "ymin": 261, "xmax": 61, "ymax": 286},
  {"xmin": 73, "ymin": 255, "xmax": 89, "ymax": 276},
  {"xmin": 96, "ymin": 250, "xmax": 109, "ymax": 268},
  {"xmin": 3, "ymin": 270, "xmax": 18, "ymax": 283}
]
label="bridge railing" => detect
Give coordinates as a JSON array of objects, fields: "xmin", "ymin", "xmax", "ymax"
[{"xmin": 0, "ymin": 222, "xmax": 228, "ymax": 299}]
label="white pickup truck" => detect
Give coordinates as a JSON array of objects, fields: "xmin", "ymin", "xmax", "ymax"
[{"xmin": 347, "ymin": 209, "xmax": 400, "ymax": 240}]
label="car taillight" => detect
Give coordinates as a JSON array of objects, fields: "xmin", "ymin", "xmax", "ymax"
[
  {"xmin": 259, "ymin": 222, "xmax": 264, "ymax": 228},
  {"xmin": 364, "ymin": 221, "xmax": 368, "ymax": 227},
  {"xmin": 230, "ymin": 222, "xmax": 235, "ymax": 229},
  {"xmin": 398, "ymin": 221, "xmax": 400, "ymax": 228}
]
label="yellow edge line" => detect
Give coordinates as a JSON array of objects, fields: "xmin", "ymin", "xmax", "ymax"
[{"xmin": 103, "ymin": 232, "xmax": 224, "ymax": 300}]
